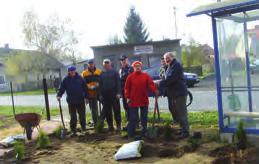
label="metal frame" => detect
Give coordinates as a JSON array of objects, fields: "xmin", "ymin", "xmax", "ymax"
[
  {"xmin": 187, "ymin": 0, "xmax": 259, "ymax": 17},
  {"xmin": 243, "ymin": 12, "xmax": 253, "ymax": 112}
]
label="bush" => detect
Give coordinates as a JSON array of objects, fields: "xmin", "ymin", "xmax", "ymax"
[
  {"xmin": 235, "ymin": 121, "xmax": 247, "ymax": 149},
  {"xmin": 36, "ymin": 130, "xmax": 50, "ymax": 149},
  {"xmin": 95, "ymin": 119, "xmax": 104, "ymax": 134},
  {"xmin": 54, "ymin": 125, "xmax": 62, "ymax": 138},
  {"xmin": 163, "ymin": 122, "xmax": 172, "ymax": 141},
  {"xmin": 14, "ymin": 141, "xmax": 25, "ymax": 160}
]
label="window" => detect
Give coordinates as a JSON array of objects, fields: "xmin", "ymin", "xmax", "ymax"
[{"xmin": 0, "ymin": 75, "xmax": 5, "ymax": 84}]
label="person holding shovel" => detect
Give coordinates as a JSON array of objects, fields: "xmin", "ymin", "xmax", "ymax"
[
  {"xmin": 157, "ymin": 52, "xmax": 189, "ymax": 139},
  {"xmin": 119, "ymin": 55, "xmax": 134, "ymax": 130},
  {"xmin": 125, "ymin": 61, "xmax": 158, "ymax": 139},
  {"xmin": 159, "ymin": 57, "xmax": 178, "ymax": 125},
  {"xmin": 81, "ymin": 59, "xmax": 102, "ymax": 127},
  {"xmin": 57, "ymin": 66, "xmax": 88, "ymax": 137}
]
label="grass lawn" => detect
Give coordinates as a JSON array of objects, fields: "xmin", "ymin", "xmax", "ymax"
[
  {"xmin": 147, "ymin": 111, "xmax": 218, "ymax": 129},
  {"xmin": 0, "ymin": 88, "xmax": 56, "ymax": 96},
  {"xmin": 0, "ymin": 104, "xmax": 218, "ymax": 131},
  {"xmin": 0, "ymin": 106, "xmax": 59, "ymax": 129}
]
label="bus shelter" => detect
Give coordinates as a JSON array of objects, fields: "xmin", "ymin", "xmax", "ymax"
[{"xmin": 188, "ymin": 0, "xmax": 259, "ymax": 134}]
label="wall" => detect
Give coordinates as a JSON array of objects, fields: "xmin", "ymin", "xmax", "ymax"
[{"xmin": 92, "ymin": 40, "xmax": 181, "ymax": 71}]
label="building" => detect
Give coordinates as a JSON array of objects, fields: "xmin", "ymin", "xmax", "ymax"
[
  {"xmin": 0, "ymin": 44, "xmax": 66, "ymax": 91},
  {"xmin": 91, "ymin": 39, "xmax": 181, "ymax": 70}
]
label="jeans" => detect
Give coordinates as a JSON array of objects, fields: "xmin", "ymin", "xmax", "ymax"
[
  {"xmin": 89, "ymin": 99, "xmax": 98, "ymax": 125},
  {"xmin": 68, "ymin": 102, "xmax": 86, "ymax": 132},
  {"xmin": 128, "ymin": 106, "xmax": 148, "ymax": 138},
  {"xmin": 172, "ymin": 96, "xmax": 189, "ymax": 133}
]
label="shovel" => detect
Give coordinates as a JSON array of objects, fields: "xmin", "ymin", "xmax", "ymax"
[
  {"xmin": 147, "ymin": 96, "xmax": 160, "ymax": 139},
  {"xmin": 58, "ymin": 99, "xmax": 67, "ymax": 139}
]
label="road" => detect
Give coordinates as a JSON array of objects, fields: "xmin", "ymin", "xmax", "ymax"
[{"xmin": 0, "ymin": 89, "xmax": 217, "ymax": 112}]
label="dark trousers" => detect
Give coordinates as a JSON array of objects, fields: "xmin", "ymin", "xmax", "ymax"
[
  {"xmin": 128, "ymin": 106, "xmax": 148, "ymax": 138},
  {"xmin": 68, "ymin": 102, "xmax": 86, "ymax": 132},
  {"xmin": 167, "ymin": 95, "xmax": 178, "ymax": 122},
  {"xmin": 101, "ymin": 92, "xmax": 121, "ymax": 128},
  {"xmin": 172, "ymin": 96, "xmax": 189, "ymax": 133},
  {"xmin": 89, "ymin": 99, "xmax": 98, "ymax": 125}
]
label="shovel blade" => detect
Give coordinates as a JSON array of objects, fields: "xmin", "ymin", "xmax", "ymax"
[
  {"xmin": 146, "ymin": 127, "xmax": 158, "ymax": 139},
  {"xmin": 60, "ymin": 129, "xmax": 67, "ymax": 139}
]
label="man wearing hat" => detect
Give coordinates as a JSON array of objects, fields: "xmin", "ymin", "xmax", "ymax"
[
  {"xmin": 125, "ymin": 61, "xmax": 158, "ymax": 138},
  {"xmin": 81, "ymin": 59, "xmax": 102, "ymax": 127},
  {"xmin": 99, "ymin": 59, "xmax": 121, "ymax": 131},
  {"xmin": 119, "ymin": 55, "xmax": 133, "ymax": 128},
  {"xmin": 57, "ymin": 66, "xmax": 88, "ymax": 136}
]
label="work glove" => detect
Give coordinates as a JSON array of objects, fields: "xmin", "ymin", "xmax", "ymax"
[
  {"xmin": 57, "ymin": 96, "xmax": 61, "ymax": 101},
  {"xmin": 85, "ymin": 98, "xmax": 89, "ymax": 104},
  {"xmin": 99, "ymin": 96, "xmax": 104, "ymax": 103},
  {"xmin": 116, "ymin": 94, "xmax": 121, "ymax": 99},
  {"xmin": 126, "ymin": 98, "xmax": 131, "ymax": 104}
]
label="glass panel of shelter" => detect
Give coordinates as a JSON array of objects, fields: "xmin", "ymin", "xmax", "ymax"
[{"xmin": 217, "ymin": 10, "xmax": 259, "ymax": 130}]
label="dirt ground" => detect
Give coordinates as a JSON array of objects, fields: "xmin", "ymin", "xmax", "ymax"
[{"xmin": 1, "ymin": 125, "xmax": 259, "ymax": 164}]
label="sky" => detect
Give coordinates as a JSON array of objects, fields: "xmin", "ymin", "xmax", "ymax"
[{"xmin": 0, "ymin": 0, "xmax": 216, "ymax": 59}]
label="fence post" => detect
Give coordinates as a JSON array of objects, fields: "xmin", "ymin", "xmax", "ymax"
[{"xmin": 43, "ymin": 78, "xmax": 51, "ymax": 120}]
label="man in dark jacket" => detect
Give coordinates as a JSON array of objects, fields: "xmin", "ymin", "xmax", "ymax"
[
  {"xmin": 119, "ymin": 55, "xmax": 133, "ymax": 125},
  {"xmin": 158, "ymin": 52, "xmax": 189, "ymax": 139},
  {"xmin": 99, "ymin": 59, "xmax": 121, "ymax": 131},
  {"xmin": 57, "ymin": 66, "xmax": 88, "ymax": 136}
]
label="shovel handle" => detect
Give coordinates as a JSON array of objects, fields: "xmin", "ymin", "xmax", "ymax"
[
  {"xmin": 155, "ymin": 97, "xmax": 160, "ymax": 121},
  {"xmin": 58, "ymin": 99, "xmax": 66, "ymax": 129}
]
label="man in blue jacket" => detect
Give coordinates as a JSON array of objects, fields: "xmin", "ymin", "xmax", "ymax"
[
  {"xmin": 158, "ymin": 52, "xmax": 189, "ymax": 139},
  {"xmin": 57, "ymin": 66, "xmax": 88, "ymax": 136}
]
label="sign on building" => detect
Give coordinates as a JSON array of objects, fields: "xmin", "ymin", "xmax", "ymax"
[{"xmin": 134, "ymin": 45, "xmax": 153, "ymax": 55}]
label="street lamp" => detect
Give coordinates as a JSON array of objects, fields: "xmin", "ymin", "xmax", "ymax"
[{"xmin": 173, "ymin": 6, "xmax": 177, "ymax": 39}]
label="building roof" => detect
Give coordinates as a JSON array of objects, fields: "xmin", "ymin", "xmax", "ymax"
[
  {"xmin": 187, "ymin": 0, "xmax": 259, "ymax": 17},
  {"xmin": 91, "ymin": 39, "xmax": 181, "ymax": 50}
]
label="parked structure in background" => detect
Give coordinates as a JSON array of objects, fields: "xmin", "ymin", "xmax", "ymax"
[{"xmin": 91, "ymin": 39, "xmax": 181, "ymax": 70}]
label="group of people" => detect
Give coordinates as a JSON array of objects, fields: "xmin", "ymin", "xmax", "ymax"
[{"xmin": 57, "ymin": 51, "xmax": 189, "ymax": 139}]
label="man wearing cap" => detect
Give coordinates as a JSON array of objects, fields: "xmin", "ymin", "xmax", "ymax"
[
  {"xmin": 57, "ymin": 66, "xmax": 88, "ymax": 136},
  {"xmin": 99, "ymin": 59, "xmax": 121, "ymax": 131},
  {"xmin": 119, "ymin": 55, "xmax": 133, "ymax": 127},
  {"xmin": 125, "ymin": 61, "xmax": 158, "ymax": 138},
  {"xmin": 81, "ymin": 59, "xmax": 102, "ymax": 127}
]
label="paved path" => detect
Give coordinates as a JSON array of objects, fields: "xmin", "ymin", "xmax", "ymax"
[{"xmin": 0, "ymin": 89, "xmax": 218, "ymax": 112}]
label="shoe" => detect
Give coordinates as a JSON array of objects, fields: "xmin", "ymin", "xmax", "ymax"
[
  {"xmin": 177, "ymin": 132, "xmax": 189, "ymax": 139},
  {"xmin": 70, "ymin": 132, "xmax": 77, "ymax": 137},
  {"xmin": 116, "ymin": 126, "xmax": 121, "ymax": 132},
  {"xmin": 108, "ymin": 126, "xmax": 114, "ymax": 132},
  {"xmin": 171, "ymin": 120, "xmax": 178, "ymax": 125},
  {"xmin": 134, "ymin": 135, "xmax": 142, "ymax": 141},
  {"xmin": 81, "ymin": 127, "xmax": 87, "ymax": 132}
]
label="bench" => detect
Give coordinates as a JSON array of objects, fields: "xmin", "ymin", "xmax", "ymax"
[{"xmin": 224, "ymin": 112, "xmax": 259, "ymax": 126}]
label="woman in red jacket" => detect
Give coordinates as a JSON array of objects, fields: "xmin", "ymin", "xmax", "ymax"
[{"xmin": 125, "ymin": 61, "xmax": 158, "ymax": 138}]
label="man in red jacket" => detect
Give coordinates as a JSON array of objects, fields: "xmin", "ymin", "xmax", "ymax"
[{"xmin": 125, "ymin": 61, "xmax": 158, "ymax": 138}]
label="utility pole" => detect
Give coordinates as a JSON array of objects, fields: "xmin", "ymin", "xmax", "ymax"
[{"xmin": 173, "ymin": 6, "xmax": 177, "ymax": 39}]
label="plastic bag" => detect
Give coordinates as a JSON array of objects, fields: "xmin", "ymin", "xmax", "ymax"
[
  {"xmin": 0, "ymin": 134, "xmax": 25, "ymax": 147},
  {"xmin": 114, "ymin": 140, "xmax": 144, "ymax": 160}
]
